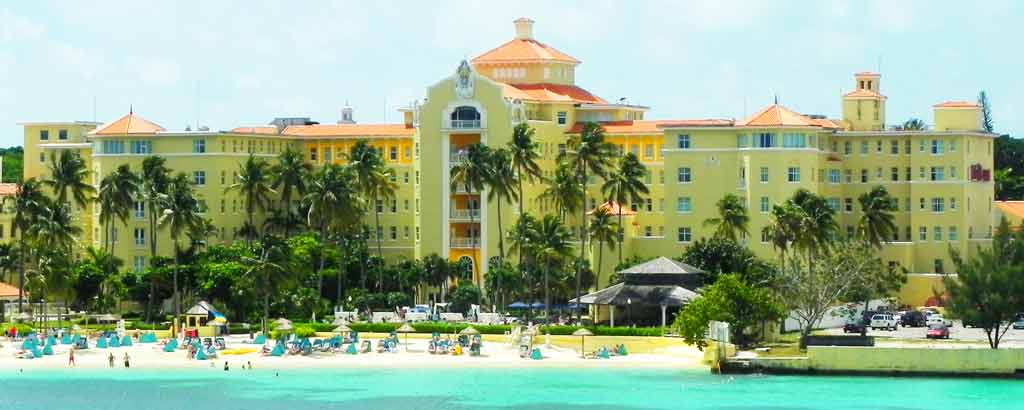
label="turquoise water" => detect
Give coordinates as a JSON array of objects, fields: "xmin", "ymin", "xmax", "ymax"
[{"xmin": 0, "ymin": 367, "xmax": 1020, "ymax": 409}]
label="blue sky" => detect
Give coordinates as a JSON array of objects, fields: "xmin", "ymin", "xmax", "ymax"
[{"xmin": 2, "ymin": 1, "xmax": 1021, "ymax": 148}]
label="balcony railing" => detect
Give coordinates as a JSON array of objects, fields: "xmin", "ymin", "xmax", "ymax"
[
  {"xmin": 450, "ymin": 237, "xmax": 478, "ymax": 249},
  {"xmin": 450, "ymin": 208, "xmax": 480, "ymax": 220},
  {"xmin": 451, "ymin": 185, "xmax": 479, "ymax": 194},
  {"xmin": 449, "ymin": 119, "xmax": 481, "ymax": 129}
]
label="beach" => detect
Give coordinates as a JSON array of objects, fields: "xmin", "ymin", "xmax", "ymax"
[{"xmin": 0, "ymin": 333, "xmax": 706, "ymax": 371}]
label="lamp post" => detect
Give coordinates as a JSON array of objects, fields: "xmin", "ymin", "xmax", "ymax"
[{"xmin": 627, "ymin": 298, "xmax": 632, "ymax": 328}]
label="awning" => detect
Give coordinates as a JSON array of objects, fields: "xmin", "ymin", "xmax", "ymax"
[{"xmin": 569, "ymin": 282, "xmax": 697, "ymax": 307}]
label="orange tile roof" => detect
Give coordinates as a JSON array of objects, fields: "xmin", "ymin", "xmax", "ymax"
[
  {"xmin": 843, "ymin": 88, "xmax": 886, "ymax": 99},
  {"xmin": 567, "ymin": 120, "xmax": 733, "ymax": 134},
  {"xmin": 933, "ymin": 101, "xmax": 980, "ymax": 108},
  {"xmin": 738, "ymin": 104, "xmax": 819, "ymax": 127},
  {"xmin": 855, "ymin": 71, "xmax": 881, "ymax": 77},
  {"xmin": 0, "ymin": 183, "xmax": 17, "ymax": 196},
  {"xmin": 808, "ymin": 118, "xmax": 842, "ymax": 129},
  {"xmin": 231, "ymin": 126, "xmax": 279, "ymax": 135},
  {"xmin": 587, "ymin": 201, "xmax": 636, "ymax": 216},
  {"xmin": 501, "ymin": 82, "xmax": 605, "ymax": 104},
  {"xmin": 91, "ymin": 112, "xmax": 165, "ymax": 135},
  {"xmin": 282, "ymin": 124, "xmax": 415, "ymax": 138},
  {"xmin": 472, "ymin": 39, "xmax": 579, "ymax": 65},
  {"xmin": 0, "ymin": 281, "xmax": 20, "ymax": 298},
  {"xmin": 996, "ymin": 201, "xmax": 1024, "ymax": 220}
]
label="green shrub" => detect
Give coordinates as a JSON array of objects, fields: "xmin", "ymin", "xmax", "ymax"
[
  {"xmin": 2, "ymin": 323, "xmax": 35, "ymax": 335},
  {"xmin": 294, "ymin": 325, "xmax": 317, "ymax": 338}
]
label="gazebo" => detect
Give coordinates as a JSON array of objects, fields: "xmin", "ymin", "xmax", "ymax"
[
  {"xmin": 184, "ymin": 301, "xmax": 228, "ymax": 337},
  {"xmin": 570, "ymin": 257, "xmax": 702, "ymax": 328}
]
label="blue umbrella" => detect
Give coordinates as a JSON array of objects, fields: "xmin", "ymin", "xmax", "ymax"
[
  {"xmin": 530, "ymin": 302, "xmax": 545, "ymax": 309},
  {"xmin": 508, "ymin": 302, "xmax": 529, "ymax": 309}
]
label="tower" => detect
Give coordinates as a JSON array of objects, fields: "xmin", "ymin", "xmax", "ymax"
[
  {"xmin": 841, "ymin": 72, "xmax": 886, "ymax": 131},
  {"xmin": 338, "ymin": 102, "xmax": 355, "ymax": 124}
]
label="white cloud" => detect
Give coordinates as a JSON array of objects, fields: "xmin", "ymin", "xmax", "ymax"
[
  {"xmin": 0, "ymin": 8, "xmax": 45, "ymax": 42},
  {"xmin": 131, "ymin": 58, "xmax": 181, "ymax": 86}
]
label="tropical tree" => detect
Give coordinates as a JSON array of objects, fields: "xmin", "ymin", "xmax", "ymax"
[
  {"xmin": 703, "ymin": 193, "xmax": 750, "ymax": 243},
  {"xmin": 270, "ymin": 147, "xmax": 312, "ymax": 238},
  {"xmin": 304, "ymin": 164, "xmax": 363, "ymax": 299},
  {"xmin": 892, "ymin": 118, "xmax": 926, "ymax": 131},
  {"xmin": 507, "ymin": 123, "xmax": 543, "ymax": 279},
  {"xmin": 29, "ymin": 202, "xmax": 81, "ymax": 323},
  {"xmin": 790, "ymin": 189, "xmax": 839, "ymax": 265},
  {"xmin": 159, "ymin": 173, "xmax": 202, "ymax": 325},
  {"xmin": 97, "ymin": 164, "xmax": 140, "ymax": 251},
  {"xmin": 140, "ymin": 155, "xmax": 171, "ymax": 322},
  {"xmin": 7, "ymin": 179, "xmax": 47, "ymax": 311},
  {"xmin": 450, "ymin": 143, "xmax": 492, "ymax": 254},
  {"xmin": 43, "ymin": 149, "xmax": 94, "ymax": 208},
  {"xmin": 601, "ymin": 152, "xmax": 648, "ymax": 264},
  {"xmin": 423, "ymin": 253, "xmax": 451, "ymax": 302},
  {"xmin": 561, "ymin": 122, "xmax": 615, "ymax": 321},
  {"xmin": 244, "ymin": 235, "xmax": 293, "ymax": 335},
  {"xmin": 350, "ymin": 141, "xmax": 397, "ymax": 289},
  {"xmin": 674, "ymin": 274, "xmax": 785, "ymax": 349},
  {"xmin": 227, "ymin": 154, "xmax": 275, "ymax": 243},
  {"xmin": 0, "ymin": 243, "xmax": 16, "ymax": 284},
  {"xmin": 857, "ymin": 185, "xmax": 898, "ymax": 247},
  {"xmin": 541, "ymin": 161, "xmax": 583, "ymax": 222},
  {"xmin": 978, "ymin": 90, "xmax": 994, "ymax": 133},
  {"xmin": 78, "ymin": 247, "xmax": 123, "ymax": 311},
  {"xmin": 588, "ymin": 207, "xmax": 618, "ymax": 289},
  {"xmin": 486, "ymin": 147, "xmax": 518, "ymax": 260},
  {"xmin": 533, "ymin": 214, "xmax": 573, "ymax": 324}
]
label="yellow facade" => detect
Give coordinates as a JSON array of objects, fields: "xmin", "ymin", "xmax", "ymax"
[{"xmin": 18, "ymin": 18, "xmax": 996, "ymax": 307}]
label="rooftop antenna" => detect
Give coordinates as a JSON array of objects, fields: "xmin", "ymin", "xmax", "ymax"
[
  {"xmin": 195, "ymin": 80, "xmax": 201, "ymax": 130},
  {"xmin": 774, "ymin": 94, "xmax": 779, "ymax": 105}
]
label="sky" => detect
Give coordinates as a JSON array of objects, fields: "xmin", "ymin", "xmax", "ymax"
[{"xmin": 1, "ymin": 0, "xmax": 1022, "ymax": 148}]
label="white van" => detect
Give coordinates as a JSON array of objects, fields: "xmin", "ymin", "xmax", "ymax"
[{"xmin": 870, "ymin": 313, "xmax": 898, "ymax": 330}]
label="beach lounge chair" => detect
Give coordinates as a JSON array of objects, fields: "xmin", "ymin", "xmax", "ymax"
[
  {"xmin": 196, "ymin": 347, "xmax": 209, "ymax": 360},
  {"xmin": 206, "ymin": 346, "xmax": 218, "ymax": 358},
  {"xmin": 163, "ymin": 339, "xmax": 178, "ymax": 352},
  {"xmin": 215, "ymin": 337, "xmax": 226, "ymax": 350},
  {"xmin": 43, "ymin": 343, "xmax": 54, "ymax": 356},
  {"xmin": 61, "ymin": 334, "xmax": 72, "ymax": 345},
  {"xmin": 616, "ymin": 345, "xmax": 628, "ymax": 356},
  {"xmin": 270, "ymin": 343, "xmax": 285, "ymax": 357},
  {"xmin": 345, "ymin": 342, "xmax": 358, "ymax": 355},
  {"xmin": 375, "ymin": 339, "xmax": 386, "ymax": 353},
  {"xmin": 121, "ymin": 335, "xmax": 133, "ymax": 347},
  {"xmin": 252, "ymin": 334, "xmax": 266, "ymax": 345},
  {"xmin": 470, "ymin": 335, "xmax": 482, "ymax": 357},
  {"xmin": 597, "ymin": 347, "xmax": 610, "ymax": 359},
  {"xmin": 109, "ymin": 336, "xmax": 120, "ymax": 348},
  {"xmin": 140, "ymin": 332, "xmax": 158, "ymax": 343},
  {"xmin": 96, "ymin": 337, "xmax": 108, "ymax": 349},
  {"xmin": 47, "ymin": 335, "xmax": 57, "ymax": 346},
  {"xmin": 530, "ymin": 348, "xmax": 543, "ymax": 360},
  {"xmin": 360, "ymin": 340, "xmax": 371, "ymax": 353},
  {"xmin": 75, "ymin": 337, "xmax": 89, "ymax": 349},
  {"xmin": 518, "ymin": 344, "xmax": 530, "ymax": 358}
]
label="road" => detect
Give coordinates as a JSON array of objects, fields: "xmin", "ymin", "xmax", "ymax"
[{"xmin": 819, "ymin": 321, "xmax": 1024, "ymax": 347}]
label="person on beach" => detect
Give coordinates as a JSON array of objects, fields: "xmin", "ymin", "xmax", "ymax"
[
  {"xmin": 68, "ymin": 347, "xmax": 76, "ymax": 367},
  {"xmin": 108, "ymin": 352, "xmax": 115, "ymax": 367},
  {"xmin": 123, "ymin": 352, "xmax": 131, "ymax": 368},
  {"xmin": 224, "ymin": 361, "xmax": 229, "ymax": 371},
  {"xmin": 247, "ymin": 361, "xmax": 252, "ymax": 370}
]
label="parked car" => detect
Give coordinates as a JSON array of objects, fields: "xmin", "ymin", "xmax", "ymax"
[
  {"xmin": 870, "ymin": 313, "xmax": 898, "ymax": 331},
  {"xmin": 900, "ymin": 311, "xmax": 927, "ymax": 327},
  {"xmin": 861, "ymin": 310, "xmax": 879, "ymax": 324},
  {"xmin": 926, "ymin": 323, "xmax": 951, "ymax": 339},
  {"xmin": 1013, "ymin": 318, "xmax": 1024, "ymax": 330},
  {"xmin": 843, "ymin": 320, "xmax": 867, "ymax": 334},
  {"xmin": 926, "ymin": 315, "xmax": 953, "ymax": 327}
]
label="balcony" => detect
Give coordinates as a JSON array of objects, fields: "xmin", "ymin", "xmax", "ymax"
[
  {"xmin": 450, "ymin": 237, "xmax": 478, "ymax": 249},
  {"xmin": 450, "ymin": 208, "xmax": 480, "ymax": 221},
  {"xmin": 451, "ymin": 185, "xmax": 479, "ymax": 194},
  {"xmin": 449, "ymin": 119, "xmax": 481, "ymax": 129}
]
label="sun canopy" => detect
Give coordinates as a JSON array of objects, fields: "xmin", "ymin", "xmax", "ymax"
[{"xmin": 570, "ymin": 282, "xmax": 697, "ymax": 307}]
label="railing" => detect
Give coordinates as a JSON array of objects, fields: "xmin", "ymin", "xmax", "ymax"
[
  {"xmin": 449, "ymin": 119, "xmax": 481, "ymax": 129},
  {"xmin": 450, "ymin": 237, "xmax": 478, "ymax": 249},
  {"xmin": 450, "ymin": 208, "xmax": 480, "ymax": 220},
  {"xmin": 452, "ymin": 185, "xmax": 479, "ymax": 194}
]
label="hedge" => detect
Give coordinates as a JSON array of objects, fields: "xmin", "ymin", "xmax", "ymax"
[{"xmin": 288, "ymin": 321, "xmax": 663, "ymax": 337}]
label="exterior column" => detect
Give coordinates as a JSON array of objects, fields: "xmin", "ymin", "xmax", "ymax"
[
  {"xmin": 661, "ymin": 305, "xmax": 667, "ymax": 329},
  {"xmin": 610, "ymin": 305, "xmax": 615, "ymax": 327}
]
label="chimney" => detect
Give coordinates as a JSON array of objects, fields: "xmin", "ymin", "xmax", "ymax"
[{"xmin": 514, "ymin": 17, "xmax": 534, "ymax": 40}]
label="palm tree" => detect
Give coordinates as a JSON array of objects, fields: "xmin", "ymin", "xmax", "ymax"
[
  {"xmin": 508, "ymin": 123, "xmax": 542, "ymax": 270},
  {"xmin": 892, "ymin": 118, "xmax": 926, "ymax": 131},
  {"xmin": 304, "ymin": 164, "xmax": 363, "ymax": 300},
  {"xmin": 43, "ymin": 150, "xmax": 94, "ymax": 208},
  {"xmin": 533, "ymin": 215, "xmax": 573, "ymax": 324},
  {"xmin": 422, "ymin": 253, "xmax": 451, "ymax": 303},
  {"xmin": 768, "ymin": 202, "xmax": 802, "ymax": 272},
  {"xmin": 140, "ymin": 155, "xmax": 170, "ymax": 322},
  {"xmin": 270, "ymin": 147, "xmax": 312, "ymax": 238},
  {"xmin": 601, "ymin": 152, "xmax": 649, "ymax": 264},
  {"xmin": 97, "ymin": 165, "xmax": 140, "ymax": 251},
  {"xmin": 244, "ymin": 235, "xmax": 292, "ymax": 335},
  {"xmin": 541, "ymin": 162, "xmax": 583, "ymax": 222},
  {"xmin": 227, "ymin": 154, "xmax": 275, "ymax": 243},
  {"xmin": 561, "ymin": 122, "xmax": 614, "ymax": 322},
  {"xmin": 588, "ymin": 207, "xmax": 618, "ymax": 289},
  {"xmin": 29, "ymin": 202, "xmax": 81, "ymax": 324},
  {"xmin": 159, "ymin": 173, "xmax": 202, "ymax": 327},
  {"xmin": 7, "ymin": 179, "xmax": 47, "ymax": 311},
  {"xmin": 82, "ymin": 246, "xmax": 123, "ymax": 311},
  {"xmin": 703, "ymin": 193, "xmax": 750, "ymax": 243},
  {"xmin": 486, "ymin": 148, "xmax": 518, "ymax": 260},
  {"xmin": 857, "ymin": 186, "xmax": 898, "ymax": 247},
  {"xmin": 0, "ymin": 243, "xmax": 16, "ymax": 284},
  {"xmin": 450, "ymin": 143, "xmax": 492, "ymax": 251},
  {"xmin": 350, "ymin": 141, "xmax": 397, "ymax": 289}
]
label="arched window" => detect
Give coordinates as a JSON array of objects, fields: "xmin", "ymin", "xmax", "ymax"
[
  {"xmin": 450, "ymin": 106, "xmax": 481, "ymax": 128},
  {"xmin": 458, "ymin": 256, "xmax": 475, "ymax": 278}
]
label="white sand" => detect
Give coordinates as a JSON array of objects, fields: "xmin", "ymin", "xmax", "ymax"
[{"xmin": 0, "ymin": 335, "xmax": 706, "ymax": 371}]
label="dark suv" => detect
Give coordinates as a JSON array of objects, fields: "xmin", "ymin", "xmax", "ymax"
[{"xmin": 900, "ymin": 310, "xmax": 926, "ymax": 327}]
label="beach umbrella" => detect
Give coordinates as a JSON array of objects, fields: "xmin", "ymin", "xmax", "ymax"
[
  {"xmin": 530, "ymin": 302, "xmax": 545, "ymax": 309},
  {"xmin": 459, "ymin": 326, "xmax": 479, "ymax": 335},
  {"xmin": 97, "ymin": 314, "xmax": 117, "ymax": 322},
  {"xmin": 276, "ymin": 323, "xmax": 293, "ymax": 331},
  {"xmin": 13, "ymin": 312, "xmax": 31, "ymax": 321},
  {"xmin": 333, "ymin": 324, "xmax": 352, "ymax": 333},
  {"xmin": 572, "ymin": 328, "xmax": 593, "ymax": 357},
  {"xmin": 274, "ymin": 318, "xmax": 292, "ymax": 326},
  {"xmin": 507, "ymin": 301, "xmax": 529, "ymax": 309},
  {"xmin": 396, "ymin": 323, "xmax": 415, "ymax": 351},
  {"xmin": 332, "ymin": 317, "xmax": 349, "ymax": 326}
]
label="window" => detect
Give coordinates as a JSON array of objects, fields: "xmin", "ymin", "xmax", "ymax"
[
  {"xmin": 950, "ymin": 198, "xmax": 957, "ymax": 210},
  {"xmin": 905, "ymin": 167, "xmax": 911, "ymax": 181},
  {"xmin": 755, "ymin": 133, "xmax": 775, "ymax": 148},
  {"xmin": 904, "ymin": 198, "xmax": 911, "ymax": 212},
  {"xmin": 309, "ymin": 148, "xmax": 318, "ymax": 161},
  {"xmin": 860, "ymin": 141, "xmax": 868, "ymax": 154},
  {"xmin": 323, "ymin": 147, "xmax": 332, "ymax": 163},
  {"xmin": 949, "ymin": 226, "xmax": 958, "ymax": 241},
  {"xmin": 920, "ymin": 197, "xmax": 926, "ymax": 210},
  {"xmin": 931, "ymin": 140, "xmax": 944, "ymax": 154},
  {"xmin": 950, "ymin": 166, "xmax": 957, "ymax": 179},
  {"xmin": 760, "ymin": 197, "xmax": 770, "ymax": 213},
  {"xmin": 949, "ymin": 140, "xmax": 956, "ymax": 152},
  {"xmin": 891, "ymin": 167, "xmax": 899, "ymax": 181},
  {"xmin": 919, "ymin": 167, "xmax": 925, "ymax": 179},
  {"xmin": 389, "ymin": 226, "xmax": 397, "ymax": 241},
  {"xmin": 844, "ymin": 198, "xmax": 853, "ymax": 213},
  {"xmin": 677, "ymin": 167, "xmax": 691, "ymax": 183},
  {"xmin": 787, "ymin": 167, "xmax": 800, "ymax": 182},
  {"xmin": 933, "ymin": 226, "xmax": 943, "ymax": 241},
  {"xmin": 416, "ymin": 227, "xmax": 420, "ymax": 241},
  {"xmin": 844, "ymin": 169, "xmax": 852, "ymax": 183},
  {"xmin": 403, "ymin": 199, "xmax": 410, "ymax": 212},
  {"xmin": 904, "ymin": 226, "xmax": 912, "ymax": 241},
  {"xmin": 659, "ymin": 170, "xmax": 665, "ymax": 184},
  {"xmin": 677, "ymin": 227, "xmax": 692, "ymax": 243},
  {"xmin": 644, "ymin": 144, "xmax": 654, "ymax": 159},
  {"xmin": 133, "ymin": 256, "xmax": 145, "ymax": 273},
  {"xmin": 644, "ymin": 226, "xmax": 652, "ymax": 237},
  {"xmin": 934, "ymin": 259, "xmax": 944, "ymax": 274},
  {"xmin": 828, "ymin": 169, "xmax": 840, "ymax": 184},
  {"xmin": 130, "ymin": 140, "xmax": 152, "ymax": 154},
  {"xmin": 54, "ymin": 129, "xmax": 64, "ymax": 140},
  {"xmin": 376, "ymin": 200, "xmax": 383, "ymax": 213},
  {"xmin": 193, "ymin": 139, "xmax": 206, "ymax": 153},
  {"xmin": 415, "ymin": 171, "xmax": 420, "ymax": 185},
  {"xmin": 736, "ymin": 134, "xmax": 748, "ymax": 148},
  {"xmin": 134, "ymin": 228, "xmax": 145, "ymax": 247},
  {"xmin": 873, "ymin": 140, "xmax": 881, "ymax": 153},
  {"xmin": 759, "ymin": 167, "xmax": 769, "ymax": 183},
  {"xmin": 134, "ymin": 201, "xmax": 145, "ymax": 219},
  {"xmin": 782, "ymin": 133, "xmax": 806, "ymax": 148},
  {"xmin": 677, "ymin": 197, "xmax": 692, "ymax": 213},
  {"xmin": 389, "ymin": 146, "xmax": 398, "ymax": 161},
  {"xmin": 846, "ymin": 226, "xmax": 855, "ymax": 239},
  {"xmin": 919, "ymin": 139, "xmax": 925, "ymax": 152},
  {"xmin": 403, "ymin": 172, "xmax": 409, "ymax": 184},
  {"xmin": 557, "ymin": 111, "xmax": 567, "ymax": 125},
  {"xmin": 102, "ymin": 140, "xmax": 125, "ymax": 154},
  {"xmin": 39, "ymin": 153, "xmax": 45, "ymax": 163},
  {"xmin": 860, "ymin": 169, "xmax": 868, "ymax": 183},
  {"xmin": 677, "ymin": 135, "xmax": 691, "ymax": 149},
  {"xmin": 40, "ymin": 130, "xmax": 49, "ymax": 140},
  {"xmin": 919, "ymin": 226, "xmax": 927, "ymax": 241},
  {"xmin": 193, "ymin": 171, "xmax": 206, "ymax": 186},
  {"xmin": 930, "ymin": 167, "xmax": 945, "ymax": 181},
  {"xmin": 843, "ymin": 141, "xmax": 852, "ymax": 155},
  {"xmin": 876, "ymin": 167, "xmax": 882, "ymax": 180},
  {"xmin": 761, "ymin": 228, "xmax": 771, "ymax": 243},
  {"xmin": 932, "ymin": 198, "xmax": 945, "ymax": 213},
  {"xmin": 197, "ymin": 200, "xmax": 207, "ymax": 214},
  {"xmin": 904, "ymin": 140, "xmax": 911, "ymax": 154},
  {"xmin": 220, "ymin": 199, "xmax": 225, "ymax": 213},
  {"xmin": 827, "ymin": 198, "xmax": 840, "ymax": 211},
  {"xmin": 890, "ymin": 140, "xmax": 899, "ymax": 154},
  {"xmin": 404, "ymin": 226, "xmax": 410, "ymax": 239}
]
